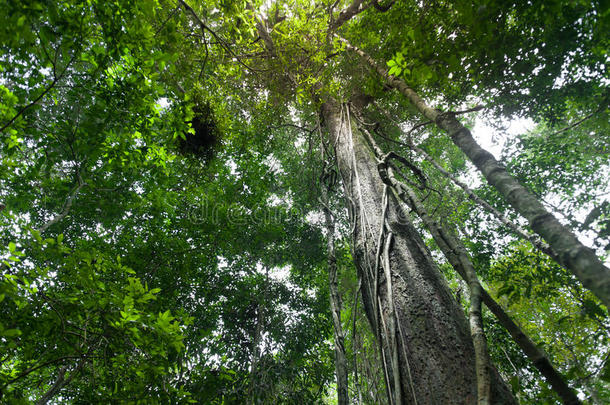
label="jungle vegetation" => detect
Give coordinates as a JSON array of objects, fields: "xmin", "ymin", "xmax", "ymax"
[{"xmin": 0, "ymin": 0, "xmax": 609, "ymax": 404}]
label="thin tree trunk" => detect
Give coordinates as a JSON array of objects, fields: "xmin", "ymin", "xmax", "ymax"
[
  {"xmin": 380, "ymin": 154, "xmax": 582, "ymax": 405},
  {"xmin": 320, "ymin": 183, "xmax": 349, "ymax": 405},
  {"xmin": 36, "ymin": 360, "xmax": 84, "ymax": 405},
  {"xmin": 322, "ymin": 98, "xmax": 516, "ymax": 404},
  {"xmin": 344, "ymin": 39, "xmax": 610, "ymax": 309},
  {"xmin": 249, "ymin": 302, "xmax": 263, "ymax": 401},
  {"xmin": 249, "ymin": 270, "xmax": 269, "ymax": 403}
]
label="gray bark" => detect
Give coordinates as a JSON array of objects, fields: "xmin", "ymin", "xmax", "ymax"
[{"xmin": 322, "ymin": 99, "xmax": 516, "ymax": 404}]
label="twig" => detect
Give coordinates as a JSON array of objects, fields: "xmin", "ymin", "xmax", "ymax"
[{"xmin": 548, "ymin": 110, "xmax": 600, "ymax": 137}]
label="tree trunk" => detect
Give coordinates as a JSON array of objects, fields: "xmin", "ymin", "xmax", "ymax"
[
  {"xmin": 321, "ymin": 184, "xmax": 349, "ymax": 405},
  {"xmin": 321, "ymin": 99, "xmax": 516, "ymax": 404},
  {"xmin": 383, "ymin": 163, "xmax": 581, "ymax": 405}
]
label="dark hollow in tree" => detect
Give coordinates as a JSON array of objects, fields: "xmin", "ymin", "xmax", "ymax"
[{"xmin": 178, "ymin": 102, "xmax": 222, "ymax": 161}]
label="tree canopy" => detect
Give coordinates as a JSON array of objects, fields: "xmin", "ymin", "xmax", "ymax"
[{"xmin": 0, "ymin": 0, "xmax": 608, "ymax": 404}]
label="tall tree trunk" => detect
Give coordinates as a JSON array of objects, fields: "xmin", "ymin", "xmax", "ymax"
[
  {"xmin": 249, "ymin": 270, "xmax": 269, "ymax": 402},
  {"xmin": 343, "ymin": 39, "xmax": 610, "ymax": 309},
  {"xmin": 321, "ymin": 99, "xmax": 516, "ymax": 404},
  {"xmin": 381, "ymin": 159, "xmax": 582, "ymax": 405},
  {"xmin": 321, "ymin": 183, "xmax": 349, "ymax": 405}
]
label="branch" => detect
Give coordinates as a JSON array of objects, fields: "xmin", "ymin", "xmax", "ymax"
[
  {"xmin": 410, "ymin": 143, "xmax": 559, "ymax": 259},
  {"xmin": 445, "ymin": 104, "xmax": 485, "ymax": 116},
  {"xmin": 548, "ymin": 108, "xmax": 602, "ymax": 137},
  {"xmin": 5, "ymin": 356, "xmax": 81, "ymax": 386},
  {"xmin": 266, "ymin": 123, "xmax": 315, "ymax": 134},
  {"xmin": 37, "ymin": 172, "xmax": 87, "ymax": 233},
  {"xmin": 155, "ymin": 6, "xmax": 181, "ymax": 36},
  {"xmin": 0, "ymin": 54, "xmax": 76, "ymax": 134},
  {"xmin": 329, "ymin": 0, "xmax": 370, "ymax": 32},
  {"xmin": 177, "ymin": 0, "xmax": 264, "ymax": 73},
  {"xmin": 0, "ymin": 168, "xmax": 87, "ymax": 276},
  {"xmin": 380, "ymin": 151, "xmax": 426, "ymax": 187},
  {"xmin": 35, "ymin": 357, "xmax": 86, "ymax": 405}
]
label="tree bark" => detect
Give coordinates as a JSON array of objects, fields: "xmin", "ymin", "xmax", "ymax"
[
  {"xmin": 375, "ymin": 159, "xmax": 492, "ymax": 405},
  {"xmin": 381, "ymin": 159, "xmax": 582, "ymax": 405},
  {"xmin": 344, "ymin": 39, "xmax": 610, "ymax": 309},
  {"xmin": 322, "ymin": 99, "xmax": 516, "ymax": 404}
]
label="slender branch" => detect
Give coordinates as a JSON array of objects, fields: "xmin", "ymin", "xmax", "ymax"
[
  {"xmin": 411, "ymin": 143, "xmax": 558, "ymax": 258},
  {"xmin": 0, "ymin": 168, "xmax": 87, "ymax": 276},
  {"xmin": 155, "ymin": 6, "xmax": 181, "ymax": 36},
  {"xmin": 0, "ymin": 54, "xmax": 75, "ymax": 134},
  {"xmin": 5, "ymin": 356, "xmax": 81, "ymax": 386},
  {"xmin": 548, "ymin": 98, "xmax": 607, "ymax": 137},
  {"xmin": 442, "ymin": 104, "xmax": 485, "ymax": 116},
  {"xmin": 35, "ymin": 356, "xmax": 86, "ymax": 405},
  {"xmin": 37, "ymin": 173, "xmax": 87, "ymax": 233},
  {"xmin": 177, "ymin": 0, "xmax": 264, "ymax": 73},
  {"xmin": 266, "ymin": 123, "xmax": 315, "ymax": 134}
]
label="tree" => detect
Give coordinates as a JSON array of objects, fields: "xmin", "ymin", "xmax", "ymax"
[{"xmin": 1, "ymin": 0, "xmax": 608, "ymax": 403}]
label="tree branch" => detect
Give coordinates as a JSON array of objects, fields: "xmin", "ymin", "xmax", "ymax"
[
  {"xmin": 548, "ymin": 107, "xmax": 604, "ymax": 137},
  {"xmin": 37, "ymin": 171, "xmax": 87, "ymax": 233},
  {"xmin": 177, "ymin": 0, "xmax": 264, "ymax": 73},
  {"xmin": 35, "ymin": 357, "xmax": 86, "ymax": 405},
  {"xmin": 329, "ymin": 0, "xmax": 370, "ymax": 32},
  {"xmin": 0, "ymin": 54, "xmax": 76, "ymax": 134}
]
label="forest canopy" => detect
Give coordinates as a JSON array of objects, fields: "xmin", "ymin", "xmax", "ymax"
[{"xmin": 0, "ymin": 0, "xmax": 609, "ymax": 404}]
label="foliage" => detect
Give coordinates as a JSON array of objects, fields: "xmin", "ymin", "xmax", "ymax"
[{"xmin": 0, "ymin": 0, "xmax": 608, "ymax": 403}]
